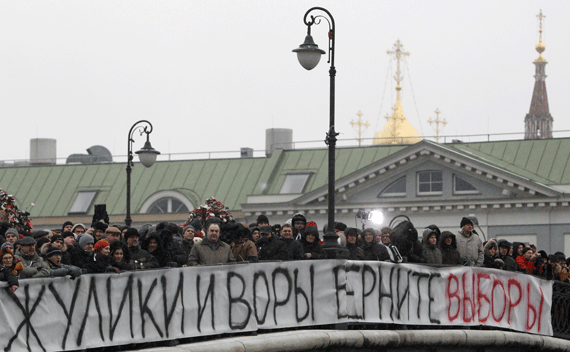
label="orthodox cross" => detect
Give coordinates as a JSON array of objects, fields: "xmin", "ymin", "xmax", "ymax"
[
  {"xmin": 428, "ymin": 108, "xmax": 447, "ymax": 143},
  {"xmin": 350, "ymin": 110, "xmax": 370, "ymax": 147},
  {"xmin": 387, "ymin": 39, "xmax": 410, "ymax": 87},
  {"xmin": 537, "ymin": 9, "xmax": 545, "ymax": 41}
]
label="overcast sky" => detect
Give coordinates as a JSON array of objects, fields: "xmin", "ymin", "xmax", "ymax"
[{"xmin": 1, "ymin": 1, "xmax": 569, "ymax": 163}]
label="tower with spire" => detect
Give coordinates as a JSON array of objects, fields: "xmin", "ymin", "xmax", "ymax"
[
  {"xmin": 373, "ymin": 40, "xmax": 422, "ymax": 145},
  {"xmin": 525, "ymin": 10, "xmax": 553, "ymax": 139}
]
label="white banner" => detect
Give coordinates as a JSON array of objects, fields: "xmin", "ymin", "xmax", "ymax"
[
  {"xmin": 343, "ymin": 262, "xmax": 553, "ymax": 335},
  {"xmin": 0, "ymin": 260, "xmax": 552, "ymax": 351}
]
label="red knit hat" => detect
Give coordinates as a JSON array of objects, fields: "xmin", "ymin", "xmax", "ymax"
[
  {"xmin": 94, "ymin": 239, "xmax": 110, "ymax": 252},
  {"xmin": 306, "ymin": 221, "xmax": 318, "ymax": 228}
]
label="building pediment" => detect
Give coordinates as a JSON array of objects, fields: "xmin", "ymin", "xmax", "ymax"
[{"xmin": 242, "ymin": 140, "xmax": 566, "ymax": 217}]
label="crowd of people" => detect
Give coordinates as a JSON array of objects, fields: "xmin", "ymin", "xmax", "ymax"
[{"xmin": 0, "ymin": 214, "xmax": 569, "ymax": 293}]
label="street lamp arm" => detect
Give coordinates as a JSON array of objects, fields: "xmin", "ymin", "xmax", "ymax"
[
  {"xmin": 127, "ymin": 120, "xmax": 154, "ymax": 168},
  {"xmin": 303, "ymin": 7, "xmax": 335, "ymax": 66}
]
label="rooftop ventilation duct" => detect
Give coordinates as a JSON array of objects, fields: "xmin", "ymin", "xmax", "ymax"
[{"xmin": 66, "ymin": 145, "xmax": 113, "ymax": 164}]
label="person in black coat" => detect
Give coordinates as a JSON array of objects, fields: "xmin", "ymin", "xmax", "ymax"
[
  {"xmin": 256, "ymin": 226, "xmax": 288, "ymax": 261},
  {"xmin": 179, "ymin": 225, "xmax": 196, "ymax": 265},
  {"xmin": 301, "ymin": 225, "xmax": 327, "ymax": 260},
  {"xmin": 439, "ymin": 231, "xmax": 462, "ymax": 265},
  {"xmin": 110, "ymin": 241, "xmax": 133, "ymax": 272},
  {"xmin": 125, "ymin": 228, "xmax": 159, "ymax": 270},
  {"xmin": 142, "ymin": 233, "xmax": 173, "ymax": 268},
  {"xmin": 360, "ymin": 228, "xmax": 390, "ymax": 261},
  {"xmin": 0, "ymin": 250, "xmax": 18, "ymax": 293},
  {"xmin": 279, "ymin": 224, "xmax": 304, "ymax": 260},
  {"xmin": 87, "ymin": 240, "xmax": 115, "ymax": 274},
  {"xmin": 497, "ymin": 239, "xmax": 518, "ymax": 272},
  {"xmin": 345, "ymin": 228, "xmax": 365, "ymax": 260}
]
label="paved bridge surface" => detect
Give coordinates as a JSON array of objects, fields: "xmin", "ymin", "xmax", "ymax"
[{"xmin": 134, "ymin": 329, "xmax": 570, "ymax": 352}]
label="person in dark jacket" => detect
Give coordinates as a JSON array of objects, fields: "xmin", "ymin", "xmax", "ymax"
[
  {"xmin": 439, "ymin": 231, "xmax": 462, "ymax": 265},
  {"xmin": 44, "ymin": 246, "xmax": 82, "ymax": 278},
  {"xmin": 345, "ymin": 228, "xmax": 365, "ymax": 260},
  {"xmin": 279, "ymin": 224, "xmax": 304, "ymax": 260},
  {"xmin": 60, "ymin": 231, "xmax": 76, "ymax": 265},
  {"xmin": 87, "ymin": 240, "xmax": 115, "ymax": 274},
  {"xmin": 497, "ymin": 239, "xmax": 518, "ymax": 272},
  {"xmin": 483, "ymin": 239, "xmax": 504, "ymax": 269},
  {"xmin": 360, "ymin": 228, "xmax": 390, "ymax": 261},
  {"xmin": 155, "ymin": 223, "xmax": 184, "ymax": 267},
  {"xmin": 512, "ymin": 242, "xmax": 525, "ymax": 261},
  {"xmin": 257, "ymin": 226, "xmax": 288, "ymax": 261},
  {"xmin": 125, "ymin": 228, "xmax": 159, "ymax": 270},
  {"xmin": 143, "ymin": 233, "xmax": 173, "ymax": 267},
  {"xmin": 179, "ymin": 225, "xmax": 196, "ymax": 265},
  {"xmin": 422, "ymin": 225, "xmax": 442, "ymax": 265},
  {"xmin": 301, "ymin": 225, "xmax": 326, "ymax": 260},
  {"xmin": 0, "ymin": 250, "xmax": 18, "ymax": 292},
  {"xmin": 230, "ymin": 224, "xmax": 257, "ymax": 262},
  {"xmin": 110, "ymin": 241, "xmax": 133, "ymax": 272}
]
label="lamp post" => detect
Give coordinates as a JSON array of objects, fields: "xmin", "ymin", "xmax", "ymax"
[
  {"xmin": 125, "ymin": 120, "xmax": 160, "ymax": 227},
  {"xmin": 294, "ymin": 7, "xmax": 347, "ymax": 258}
]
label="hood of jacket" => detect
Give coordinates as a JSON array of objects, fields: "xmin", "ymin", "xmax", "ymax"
[
  {"xmin": 422, "ymin": 226, "xmax": 441, "ymax": 248},
  {"xmin": 439, "ymin": 231, "xmax": 457, "ymax": 250},
  {"xmin": 484, "ymin": 239, "xmax": 498, "ymax": 256}
]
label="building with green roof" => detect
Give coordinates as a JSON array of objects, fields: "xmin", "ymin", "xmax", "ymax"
[{"xmin": 2, "ymin": 138, "xmax": 570, "ymax": 254}]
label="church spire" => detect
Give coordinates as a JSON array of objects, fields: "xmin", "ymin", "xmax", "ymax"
[
  {"xmin": 373, "ymin": 40, "xmax": 422, "ymax": 145},
  {"xmin": 525, "ymin": 9, "xmax": 553, "ymax": 139}
]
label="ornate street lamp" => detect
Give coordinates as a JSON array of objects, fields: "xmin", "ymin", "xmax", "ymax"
[
  {"xmin": 293, "ymin": 7, "xmax": 347, "ymax": 258},
  {"xmin": 125, "ymin": 120, "xmax": 160, "ymax": 227}
]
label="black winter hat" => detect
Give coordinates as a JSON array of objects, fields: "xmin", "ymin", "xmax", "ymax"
[
  {"xmin": 460, "ymin": 217, "xmax": 474, "ymax": 228},
  {"xmin": 190, "ymin": 218, "xmax": 203, "ymax": 231},
  {"xmin": 50, "ymin": 234, "xmax": 64, "ymax": 243},
  {"xmin": 256, "ymin": 215, "xmax": 269, "ymax": 225},
  {"xmin": 33, "ymin": 230, "xmax": 50, "ymax": 240},
  {"xmin": 335, "ymin": 222, "xmax": 347, "ymax": 232},
  {"xmin": 521, "ymin": 247, "xmax": 533, "ymax": 256},
  {"xmin": 61, "ymin": 221, "xmax": 74, "ymax": 232},
  {"xmin": 61, "ymin": 231, "xmax": 75, "ymax": 239},
  {"xmin": 497, "ymin": 239, "xmax": 511, "ymax": 248},
  {"xmin": 124, "ymin": 228, "xmax": 140, "ymax": 240},
  {"xmin": 304, "ymin": 225, "xmax": 320, "ymax": 240},
  {"xmin": 36, "ymin": 237, "xmax": 50, "ymax": 249},
  {"xmin": 292, "ymin": 213, "xmax": 307, "ymax": 225},
  {"xmin": 45, "ymin": 246, "xmax": 62, "ymax": 258},
  {"xmin": 92, "ymin": 221, "xmax": 108, "ymax": 232}
]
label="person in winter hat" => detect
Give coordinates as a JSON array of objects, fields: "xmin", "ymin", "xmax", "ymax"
[
  {"xmin": 422, "ymin": 225, "xmax": 442, "ymax": 264},
  {"xmin": 497, "ymin": 239, "xmax": 518, "ymax": 272},
  {"xmin": 15, "ymin": 237, "xmax": 50, "ymax": 278},
  {"xmin": 301, "ymin": 224, "xmax": 326, "ymax": 260},
  {"xmin": 483, "ymin": 239, "xmax": 504, "ymax": 269},
  {"xmin": 439, "ymin": 231, "xmax": 462, "ymax": 265},
  {"xmin": 45, "ymin": 246, "xmax": 81, "ymax": 279},
  {"xmin": 345, "ymin": 228, "xmax": 365, "ymax": 260},
  {"xmin": 456, "ymin": 217, "xmax": 483, "ymax": 266}
]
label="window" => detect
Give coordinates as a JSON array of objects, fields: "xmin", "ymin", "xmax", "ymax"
[
  {"xmin": 417, "ymin": 171, "xmax": 442, "ymax": 195},
  {"xmin": 280, "ymin": 173, "xmax": 311, "ymax": 194},
  {"xmin": 380, "ymin": 177, "xmax": 406, "ymax": 197},
  {"xmin": 139, "ymin": 190, "xmax": 194, "ymax": 214},
  {"xmin": 69, "ymin": 191, "xmax": 97, "ymax": 214},
  {"xmin": 453, "ymin": 175, "xmax": 478, "ymax": 194},
  {"xmin": 147, "ymin": 198, "xmax": 189, "ymax": 214}
]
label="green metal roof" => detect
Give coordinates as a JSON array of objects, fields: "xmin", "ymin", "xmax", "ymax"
[
  {"xmin": 442, "ymin": 138, "xmax": 570, "ymax": 185},
  {"xmin": 1, "ymin": 138, "xmax": 569, "ymax": 219},
  {"xmin": 260, "ymin": 145, "xmax": 407, "ymax": 195}
]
